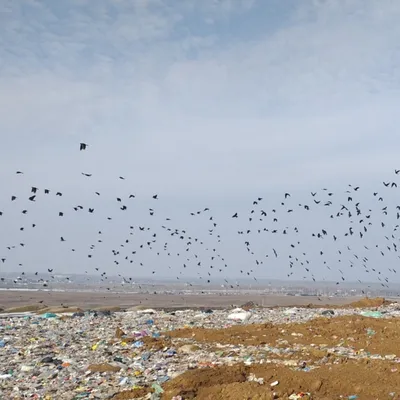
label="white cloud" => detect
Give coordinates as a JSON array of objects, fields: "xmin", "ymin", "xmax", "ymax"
[{"xmin": 1, "ymin": 0, "xmax": 399, "ymax": 197}]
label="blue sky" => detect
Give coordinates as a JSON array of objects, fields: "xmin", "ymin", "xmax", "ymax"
[{"xmin": 1, "ymin": 0, "xmax": 400, "ymax": 286}]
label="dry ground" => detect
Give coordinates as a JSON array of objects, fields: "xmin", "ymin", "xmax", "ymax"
[
  {"xmin": 161, "ymin": 361, "xmax": 400, "ymax": 400},
  {"xmin": 0, "ymin": 290, "xmax": 364, "ymax": 310}
]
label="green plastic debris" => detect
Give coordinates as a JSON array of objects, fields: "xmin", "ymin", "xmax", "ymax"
[
  {"xmin": 151, "ymin": 383, "xmax": 164, "ymax": 394},
  {"xmin": 360, "ymin": 311, "xmax": 383, "ymax": 318},
  {"xmin": 41, "ymin": 312, "xmax": 57, "ymax": 318}
]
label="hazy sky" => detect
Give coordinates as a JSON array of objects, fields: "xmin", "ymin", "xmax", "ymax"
[{"xmin": 1, "ymin": 0, "xmax": 400, "ymax": 286}]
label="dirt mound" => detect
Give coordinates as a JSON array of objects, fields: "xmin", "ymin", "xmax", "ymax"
[
  {"xmin": 111, "ymin": 387, "xmax": 152, "ymax": 399},
  {"xmin": 162, "ymin": 361, "xmax": 400, "ymax": 399},
  {"xmin": 347, "ymin": 297, "xmax": 390, "ymax": 308},
  {"xmin": 37, "ymin": 306, "xmax": 83, "ymax": 314},
  {"xmin": 88, "ymin": 363, "xmax": 121, "ymax": 373},
  {"xmin": 142, "ymin": 336, "xmax": 171, "ymax": 351},
  {"xmin": 116, "ymin": 326, "xmax": 125, "ymax": 338},
  {"xmin": 241, "ymin": 301, "xmax": 258, "ymax": 311},
  {"xmin": 166, "ymin": 315, "xmax": 400, "ymax": 355},
  {"xmin": 114, "ymin": 327, "xmax": 170, "ymax": 350},
  {"xmin": 272, "ymin": 297, "xmax": 395, "ymax": 310},
  {"xmin": 92, "ymin": 305, "xmax": 121, "ymax": 312},
  {"xmin": 3, "ymin": 304, "xmax": 47, "ymax": 313}
]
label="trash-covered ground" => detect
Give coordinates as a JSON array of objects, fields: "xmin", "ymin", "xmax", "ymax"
[{"xmin": 1, "ymin": 298, "xmax": 400, "ymax": 399}]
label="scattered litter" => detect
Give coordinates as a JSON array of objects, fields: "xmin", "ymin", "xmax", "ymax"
[
  {"xmin": 289, "ymin": 393, "xmax": 312, "ymax": 399},
  {"xmin": 0, "ymin": 302, "xmax": 399, "ymax": 398},
  {"xmin": 247, "ymin": 373, "xmax": 264, "ymax": 385}
]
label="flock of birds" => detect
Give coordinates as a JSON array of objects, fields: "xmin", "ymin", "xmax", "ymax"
[{"xmin": 1, "ymin": 142, "xmax": 400, "ymax": 296}]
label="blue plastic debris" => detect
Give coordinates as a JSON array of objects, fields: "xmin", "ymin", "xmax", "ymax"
[{"xmin": 41, "ymin": 313, "xmax": 57, "ymax": 318}]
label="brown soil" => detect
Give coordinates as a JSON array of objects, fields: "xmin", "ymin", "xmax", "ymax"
[
  {"xmin": 0, "ymin": 290, "xmax": 366, "ymax": 310},
  {"xmin": 113, "ymin": 327, "xmax": 137, "ymax": 343},
  {"xmin": 2, "ymin": 304, "xmax": 47, "ymax": 313},
  {"xmin": 114, "ymin": 327, "xmax": 171, "ymax": 350},
  {"xmin": 141, "ymin": 336, "xmax": 171, "ymax": 351},
  {"xmin": 93, "ymin": 305, "xmax": 122, "ymax": 312},
  {"xmin": 346, "ymin": 297, "xmax": 390, "ymax": 308},
  {"xmin": 162, "ymin": 361, "xmax": 400, "ymax": 400},
  {"xmin": 116, "ymin": 327, "xmax": 126, "ymax": 339},
  {"xmin": 276, "ymin": 297, "xmax": 391, "ymax": 310},
  {"xmin": 87, "ymin": 363, "xmax": 121, "ymax": 373},
  {"xmin": 37, "ymin": 306, "xmax": 83, "ymax": 314},
  {"xmin": 166, "ymin": 315, "xmax": 400, "ymax": 356},
  {"xmin": 111, "ymin": 387, "xmax": 152, "ymax": 399}
]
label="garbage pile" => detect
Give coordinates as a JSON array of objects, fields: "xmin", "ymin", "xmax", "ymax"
[{"xmin": 0, "ymin": 301, "xmax": 400, "ymax": 399}]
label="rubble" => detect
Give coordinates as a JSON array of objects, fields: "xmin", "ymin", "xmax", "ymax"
[{"xmin": 0, "ymin": 299, "xmax": 400, "ymax": 399}]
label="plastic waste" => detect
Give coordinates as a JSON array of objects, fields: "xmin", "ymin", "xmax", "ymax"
[
  {"xmin": 360, "ymin": 311, "xmax": 383, "ymax": 318},
  {"xmin": 227, "ymin": 311, "xmax": 252, "ymax": 322},
  {"xmin": 41, "ymin": 312, "xmax": 57, "ymax": 318}
]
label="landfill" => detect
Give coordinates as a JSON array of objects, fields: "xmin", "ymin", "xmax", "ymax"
[{"xmin": 1, "ymin": 298, "xmax": 400, "ymax": 399}]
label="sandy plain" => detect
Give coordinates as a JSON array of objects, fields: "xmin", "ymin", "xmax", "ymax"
[{"xmin": 0, "ymin": 290, "xmax": 363, "ymax": 310}]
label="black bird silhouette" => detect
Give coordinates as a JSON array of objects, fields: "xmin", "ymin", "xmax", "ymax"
[{"xmin": 80, "ymin": 142, "xmax": 88, "ymax": 151}]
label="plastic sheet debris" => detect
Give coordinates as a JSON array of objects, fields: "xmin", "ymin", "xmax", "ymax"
[
  {"xmin": 41, "ymin": 312, "xmax": 57, "ymax": 318},
  {"xmin": 321, "ymin": 309, "xmax": 335, "ymax": 316},
  {"xmin": 227, "ymin": 309, "xmax": 252, "ymax": 322},
  {"xmin": 360, "ymin": 311, "xmax": 383, "ymax": 318},
  {"xmin": 137, "ymin": 308, "xmax": 156, "ymax": 315}
]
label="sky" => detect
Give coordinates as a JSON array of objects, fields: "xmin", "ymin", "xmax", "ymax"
[{"xmin": 1, "ymin": 0, "xmax": 400, "ymax": 287}]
